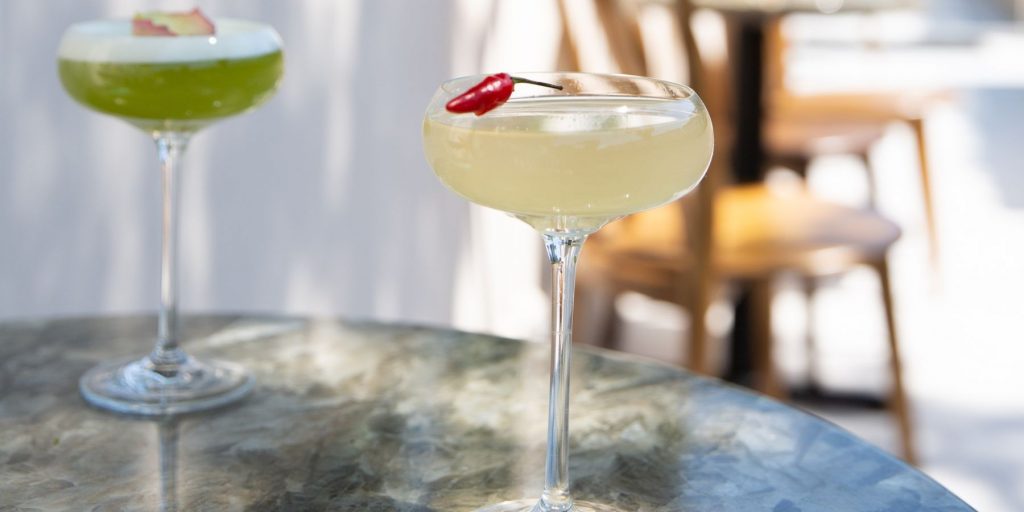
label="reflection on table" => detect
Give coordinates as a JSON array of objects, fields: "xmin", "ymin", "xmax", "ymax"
[{"xmin": 0, "ymin": 315, "xmax": 972, "ymax": 510}]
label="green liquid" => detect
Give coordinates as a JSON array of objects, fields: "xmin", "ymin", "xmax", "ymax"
[{"xmin": 58, "ymin": 50, "xmax": 283, "ymax": 132}]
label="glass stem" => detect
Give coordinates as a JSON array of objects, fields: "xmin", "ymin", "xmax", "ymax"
[
  {"xmin": 149, "ymin": 132, "xmax": 191, "ymax": 373},
  {"xmin": 540, "ymin": 232, "xmax": 586, "ymax": 512}
]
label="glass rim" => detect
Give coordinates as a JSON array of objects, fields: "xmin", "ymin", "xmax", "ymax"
[
  {"xmin": 62, "ymin": 18, "xmax": 279, "ymax": 36},
  {"xmin": 57, "ymin": 18, "xmax": 283, "ymax": 64},
  {"xmin": 438, "ymin": 71, "xmax": 697, "ymax": 100}
]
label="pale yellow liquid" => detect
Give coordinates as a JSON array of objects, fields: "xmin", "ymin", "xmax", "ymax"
[{"xmin": 423, "ymin": 96, "xmax": 712, "ymax": 232}]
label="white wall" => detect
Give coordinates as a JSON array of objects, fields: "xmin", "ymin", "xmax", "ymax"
[
  {"xmin": 0, "ymin": 0, "xmax": 474, "ymax": 326},
  {"xmin": 1, "ymin": 0, "xmax": 569, "ymax": 339}
]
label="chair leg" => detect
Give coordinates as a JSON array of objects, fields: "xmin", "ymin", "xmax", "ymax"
[
  {"xmin": 600, "ymin": 295, "xmax": 622, "ymax": 350},
  {"xmin": 751, "ymin": 276, "xmax": 784, "ymax": 398},
  {"xmin": 686, "ymin": 271, "xmax": 713, "ymax": 374},
  {"xmin": 874, "ymin": 257, "xmax": 917, "ymax": 465},
  {"xmin": 858, "ymin": 151, "xmax": 879, "ymax": 211},
  {"xmin": 792, "ymin": 156, "xmax": 811, "ymax": 180},
  {"xmin": 802, "ymin": 276, "xmax": 821, "ymax": 391},
  {"xmin": 909, "ymin": 117, "xmax": 939, "ymax": 269},
  {"xmin": 591, "ymin": 287, "xmax": 622, "ymax": 350},
  {"xmin": 572, "ymin": 260, "xmax": 620, "ymax": 349}
]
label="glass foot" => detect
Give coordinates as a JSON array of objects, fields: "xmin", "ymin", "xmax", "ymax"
[
  {"xmin": 79, "ymin": 354, "xmax": 253, "ymax": 416},
  {"xmin": 475, "ymin": 499, "xmax": 624, "ymax": 512}
]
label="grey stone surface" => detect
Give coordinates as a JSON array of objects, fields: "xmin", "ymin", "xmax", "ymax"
[{"xmin": 0, "ymin": 315, "xmax": 973, "ymax": 511}]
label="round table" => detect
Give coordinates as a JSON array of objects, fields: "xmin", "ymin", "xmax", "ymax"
[{"xmin": 0, "ymin": 315, "xmax": 972, "ymax": 511}]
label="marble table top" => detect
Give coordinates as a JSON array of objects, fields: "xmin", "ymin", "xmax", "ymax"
[{"xmin": 0, "ymin": 315, "xmax": 973, "ymax": 511}]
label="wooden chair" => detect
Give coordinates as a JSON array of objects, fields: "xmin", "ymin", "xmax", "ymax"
[
  {"xmin": 559, "ymin": 0, "xmax": 917, "ymax": 464},
  {"xmin": 764, "ymin": 18, "xmax": 940, "ymax": 266}
]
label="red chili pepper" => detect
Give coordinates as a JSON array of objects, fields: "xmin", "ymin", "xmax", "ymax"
[{"xmin": 445, "ymin": 73, "xmax": 563, "ymax": 116}]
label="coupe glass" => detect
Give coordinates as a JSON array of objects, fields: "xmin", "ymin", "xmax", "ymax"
[
  {"xmin": 57, "ymin": 18, "xmax": 284, "ymax": 415},
  {"xmin": 422, "ymin": 73, "xmax": 713, "ymax": 511}
]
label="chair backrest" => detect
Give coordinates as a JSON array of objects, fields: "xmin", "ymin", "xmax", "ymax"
[
  {"xmin": 558, "ymin": 0, "xmax": 648, "ymax": 76},
  {"xmin": 557, "ymin": 0, "xmax": 738, "ymax": 273}
]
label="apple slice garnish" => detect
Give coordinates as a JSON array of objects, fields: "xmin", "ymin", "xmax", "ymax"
[{"xmin": 132, "ymin": 8, "xmax": 215, "ymax": 36}]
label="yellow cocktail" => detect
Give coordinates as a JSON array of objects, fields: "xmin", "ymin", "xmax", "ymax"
[{"xmin": 422, "ymin": 73, "xmax": 712, "ymax": 512}]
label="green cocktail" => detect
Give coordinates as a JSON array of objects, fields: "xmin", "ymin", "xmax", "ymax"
[
  {"xmin": 58, "ymin": 15, "xmax": 284, "ymax": 416},
  {"xmin": 59, "ymin": 51, "xmax": 282, "ymax": 131},
  {"xmin": 58, "ymin": 19, "xmax": 283, "ymax": 132}
]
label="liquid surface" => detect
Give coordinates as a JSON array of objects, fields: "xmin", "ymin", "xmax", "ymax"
[
  {"xmin": 57, "ymin": 19, "xmax": 283, "ymax": 132},
  {"xmin": 423, "ymin": 96, "xmax": 713, "ymax": 232}
]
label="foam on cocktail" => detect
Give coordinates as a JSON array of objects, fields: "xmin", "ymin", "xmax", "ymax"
[{"xmin": 58, "ymin": 19, "xmax": 281, "ymax": 63}]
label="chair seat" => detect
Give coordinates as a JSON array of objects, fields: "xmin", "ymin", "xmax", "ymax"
[
  {"xmin": 590, "ymin": 184, "xmax": 901, "ymax": 282},
  {"xmin": 714, "ymin": 184, "xmax": 901, "ymax": 277}
]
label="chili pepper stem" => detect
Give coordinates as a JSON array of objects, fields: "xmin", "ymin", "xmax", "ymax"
[{"xmin": 511, "ymin": 76, "xmax": 564, "ymax": 91}]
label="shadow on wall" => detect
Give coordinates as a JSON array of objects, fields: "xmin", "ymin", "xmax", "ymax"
[{"xmin": 0, "ymin": 0, "xmax": 469, "ymax": 323}]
